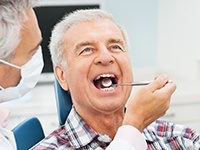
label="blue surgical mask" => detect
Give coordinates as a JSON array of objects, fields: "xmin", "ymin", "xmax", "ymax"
[{"xmin": 0, "ymin": 46, "xmax": 44, "ymax": 102}]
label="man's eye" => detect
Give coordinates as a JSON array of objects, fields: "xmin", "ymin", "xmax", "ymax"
[
  {"xmin": 110, "ymin": 45, "xmax": 123, "ymax": 52},
  {"xmin": 79, "ymin": 47, "xmax": 93, "ymax": 55}
]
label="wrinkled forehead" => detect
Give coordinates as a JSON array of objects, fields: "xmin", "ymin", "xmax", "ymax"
[{"xmin": 63, "ymin": 18, "xmax": 126, "ymax": 45}]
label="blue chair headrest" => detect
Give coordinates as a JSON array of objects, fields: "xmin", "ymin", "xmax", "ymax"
[
  {"xmin": 54, "ymin": 79, "xmax": 72, "ymax": 126},
  {"xmin": 12, "ymin": 117, "xmax": 45, "ymax": 150}
]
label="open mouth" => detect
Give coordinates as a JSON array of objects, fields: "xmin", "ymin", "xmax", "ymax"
[{"xmin": 93, "ymin": 74, "xmax": 118, "ymax": 91}]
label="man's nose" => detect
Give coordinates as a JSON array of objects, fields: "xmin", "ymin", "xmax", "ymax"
[{"xmin": 94, "ymin": 47, "xmax": 114, "ymax": 65}]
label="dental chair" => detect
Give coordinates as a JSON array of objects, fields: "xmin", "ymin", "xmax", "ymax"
[
  {"xmin": 12, "ymin": 117, "xmax": 45, "ymax": 150},
  {"xmin": 54, "ymin": 79, "xmax": 72, "ymax": 126},
  {"xmin": 12, "ymin": 80, "xmax": 71, "ymax": 149}
]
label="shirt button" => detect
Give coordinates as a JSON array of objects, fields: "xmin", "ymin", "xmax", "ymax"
[{"xmin": 98, "ymin": 134, "xmax": 111, "ymax": 143}]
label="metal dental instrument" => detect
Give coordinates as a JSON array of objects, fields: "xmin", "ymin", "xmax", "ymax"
[
  {"xmin": 116, "ymin": 82, "xmax": 150, "ymax": 86},
  {"xmin": 114, "ymin": 80, "xmax": 173, "ymax": 87}
]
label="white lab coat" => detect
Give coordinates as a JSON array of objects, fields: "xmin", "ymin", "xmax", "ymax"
[
  {"xmin": 0, "ymin": 126, "xmax": 16, "ymax": 150},
  {"xmin": 0, "ymin": 106, "xmax": 16, "ymax": 150}
]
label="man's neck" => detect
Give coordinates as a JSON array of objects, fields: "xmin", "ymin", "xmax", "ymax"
[{"xmin": 76, "ymin": 107, "xmax": 125, "ymax": 139}]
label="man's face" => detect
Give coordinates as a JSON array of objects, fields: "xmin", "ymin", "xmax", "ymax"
[
  {"xmin": 0, "ymin": 8, "xmax": 42, "ymax": 88},
  {"xmin": 58, "ymin": 19, "xmax": 133, "ymax": 114}
]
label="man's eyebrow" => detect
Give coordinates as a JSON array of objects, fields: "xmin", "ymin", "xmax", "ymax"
[
  {"xmin": 75, "ymin": 41, "xmax": 92, "ymax": 49},
  {"xmin": 108, "ymin": 38, "xmax": 124, "ymax": 45}
]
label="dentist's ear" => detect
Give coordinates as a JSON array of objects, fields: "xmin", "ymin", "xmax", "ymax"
[{"xmin": 54, "ymin": 65, "xmax": 69, "ymax": 91}]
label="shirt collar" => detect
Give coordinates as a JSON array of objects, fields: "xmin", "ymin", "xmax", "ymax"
[
  {"xmin": 63, "ymin": 107, "xmax": 104, "ymax": 148},
  {"xmin": 142, "ymin": 120, "xmax": 184, "ymax": 143},
  {"xmin": 142, "ymin": 121, "xmax": 173, "ymax": 143},
  {"xmin": 65, "ymin": 107, "xmax": 157, "ymax": 146},
  {"xmin": 143, "ymin": 128, "xmax": 157, "ymax": 143}
]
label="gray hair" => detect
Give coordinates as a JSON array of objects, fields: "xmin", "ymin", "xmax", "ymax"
[
  {"xmin": 0, "ymin": 0, "xmax": 38, "ymax": 60},
  {"xmin": 49, "ymin": 9, "xmax": 129, "ymax": 67}
]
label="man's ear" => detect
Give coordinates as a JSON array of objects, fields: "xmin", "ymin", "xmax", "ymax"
[{"xmin": 54, "ymin": 65, "xmax": 69, "ymax": 91}]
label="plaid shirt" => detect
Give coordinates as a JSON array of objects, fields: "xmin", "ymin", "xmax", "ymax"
[{"xmin": 32, "ymin": 107, "xmax": 200, "ymax": 150}]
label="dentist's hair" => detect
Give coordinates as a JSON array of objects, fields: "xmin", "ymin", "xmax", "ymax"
[
  {"xmin": 49, "ymin": 9, "xmax": 129, "ymax": 67},
  {"xmin": 0, "ymin": 0, "xmax": 38, "ymax": 60}
]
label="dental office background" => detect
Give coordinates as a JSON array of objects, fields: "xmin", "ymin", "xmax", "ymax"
[{"xmin": 2, "ymin": 0, "xmax": 200, "ymax": 135}]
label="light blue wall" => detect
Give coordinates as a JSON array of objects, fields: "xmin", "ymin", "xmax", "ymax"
[{"xmin": 104, "ymin": 0, "xmax": 158, "ymax": 67}]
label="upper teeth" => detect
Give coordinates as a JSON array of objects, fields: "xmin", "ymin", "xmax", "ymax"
[{"xmin": 95, "ymin": 74, "xmax": 115, "ymax": 80}]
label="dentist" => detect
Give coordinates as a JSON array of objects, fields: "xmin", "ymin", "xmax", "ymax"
[{"xmin": 0, "ymin": 0, "xmax": 43, "ymax": 149}]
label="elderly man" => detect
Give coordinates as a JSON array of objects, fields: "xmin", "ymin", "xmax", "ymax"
[
  {"xmin": 0, "ymin": 0, "xmax": 43, "ymax": 149},
  {"xmin": 32, "ymin": 9, "xmax": 199, "ymax": 149}
]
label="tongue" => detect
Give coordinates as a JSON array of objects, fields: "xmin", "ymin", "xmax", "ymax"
[{"xmin": 95, "ymin": 80, "xmax": 102, "ymax": 89}]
